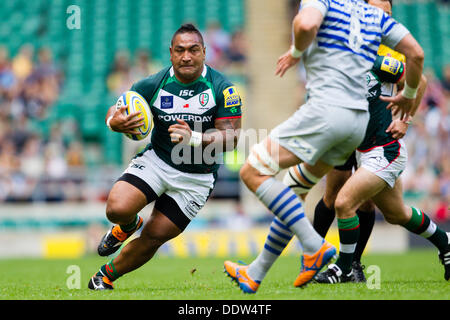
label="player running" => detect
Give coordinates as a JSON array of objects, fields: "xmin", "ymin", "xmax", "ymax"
[
  {"xmin": 310, "ymin": 0, "xmax": 429, "ymax": 283},
  {"xmin": 224, "ymin": 0, "xmax": 424, "ymax": 292},
  {"xmin": 88, "ymin": 24, "xmax": 243, "ymax": 290}
]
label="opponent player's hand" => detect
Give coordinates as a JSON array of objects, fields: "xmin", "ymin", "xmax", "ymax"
[
  {"xmin": 109, "ymin": 104, "xmax": 144, "ymax": 135},
  {"xmin": 386, "ymin": 119, "xmax": 409, "ymax": 140},
  {"xmin": 168, "ymin": 119, "xmax": 192, "ymax": 144},
  {"xmin": 275, "ymin": 49, "xmax": 301, "ymax": 78},
  {"xmin": 379, "ymin": 93, "xmax": 414, "ymax": 121}
]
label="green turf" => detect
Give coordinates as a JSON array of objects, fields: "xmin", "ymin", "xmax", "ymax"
[{"xmin": 0, "ymin": 249, "xmax": 448, "ymax": 300}]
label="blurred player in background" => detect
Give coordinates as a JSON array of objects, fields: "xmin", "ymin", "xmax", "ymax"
[
  {"xmin": 309, "ymin": 0, "xmax": 427, "ymax": 283},
  {"xmin": 224, "ymin": 0, "xmax": 424, "ymax": 293},
  {"xmin": 313, "ymin": 0, "xmax": 450, "ymax": 284},
  {"xmin": 88, "ymin": 23, "xmax": 242, "ymax": 290}
]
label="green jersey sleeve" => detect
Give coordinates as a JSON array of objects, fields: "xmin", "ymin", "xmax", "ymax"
[
  {"xmin": 215, "ymin": 82, "xmax": 243, "ymax": 119},
  {"xmin": 372, "ymin": 55, "xmax": 405, "ymax": 84}
]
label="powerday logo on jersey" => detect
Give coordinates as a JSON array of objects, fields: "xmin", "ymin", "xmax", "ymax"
[
  {"xmin": 161, "ymin": 96, "xmax": 174, "ymax": 109},
  {"xmin": 381, "ymin": 56, "xmax": 401, "ymax": 75},
  {"xmin": 199, "ymin": 93, "xmax": 209, "ymax": 106},
  {"xmin": 223, "ymin": 86, "xmax": 241, "ymax": 108}
]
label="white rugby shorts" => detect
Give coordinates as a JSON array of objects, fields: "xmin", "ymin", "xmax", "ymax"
[
  {"xmin": 356, "ymin": 139, "xmax": 407, "ymax": 188},
  {"xmin": 122, "ymin": 148, "xmax": 216, "ymax": 221},
  {"xmin": 269, "ymin": 101, "xmax": 370, "ymax": 167}
]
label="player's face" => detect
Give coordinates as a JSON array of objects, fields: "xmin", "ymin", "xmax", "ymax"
[
  {"xmin": 170, "ymin": 33, "xmax": 206, "ymax": 83},
  {"xmin": 368, "ymin": 0, "xmax": 392, "ymax": 15}
]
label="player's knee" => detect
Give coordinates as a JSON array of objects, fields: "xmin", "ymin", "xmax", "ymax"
[
  {"xmin": 334, "ymin": 195, "xmax": 354, "ymax": 219},
  {"xmin": 106, "ymin": 199, "xmax": 134, "ymax": 224}
]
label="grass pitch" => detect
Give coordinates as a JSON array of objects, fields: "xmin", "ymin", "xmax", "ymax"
[{"xmin": 0, "ymin": 249, "xmax": 448, "ymax": 300}]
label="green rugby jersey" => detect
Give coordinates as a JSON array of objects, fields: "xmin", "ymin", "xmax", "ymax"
[
  {"xmin": 358, "ymin": 55, "xmax": 405, "ymax": 151},
  {"xmin": 130, "ymin": 65, "xmax": 242, "ymax": 174}
]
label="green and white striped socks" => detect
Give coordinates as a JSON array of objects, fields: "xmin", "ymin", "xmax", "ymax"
[
  {"xmin": 335, "ymin": 216, "xmax": 360, "ymax": 275},
  {"xmin": 403, "ymin": 207, "xmax": 449, "ymax": 252}
]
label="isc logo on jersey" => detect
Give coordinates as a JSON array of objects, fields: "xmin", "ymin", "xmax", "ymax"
[
  {"xmin": 116, "ymin": 91, "xmax": 153, "ymax": 141},
  {"xmin": 223, "ymin": 86, "xmax": 241, "ymax": 108}
]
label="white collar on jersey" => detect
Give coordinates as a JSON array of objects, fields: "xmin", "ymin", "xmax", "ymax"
[{"xmin": 169, "ymin": 64, "xmax": 207, "ymax": 79}]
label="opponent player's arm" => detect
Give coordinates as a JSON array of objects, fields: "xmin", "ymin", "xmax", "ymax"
[
  {"xmin": 380, "ymin": 34, "xmax": 425, "ymax": 119},
  {"xmin": 291, "ymin": 7, "xmax": 324, "ymax": 53},
  {"xmin": 104, "ymin": 104, "xmax": 144, "ymax": 135},
  {"xmin": 394, "ymin": 34, "xmax": 425, "ymax": 96},
  {"xmin": 275, "ymin": 6, "xmax": 324, "ymax": 77},
  {"xmin": 397, "ymin": 73, "xmax": 427, "ymax": 118}
]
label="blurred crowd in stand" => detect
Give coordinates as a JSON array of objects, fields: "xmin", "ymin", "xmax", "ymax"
[{"xmin": 402, "ymin": 67, "xmax": 450, "ymax": 222}]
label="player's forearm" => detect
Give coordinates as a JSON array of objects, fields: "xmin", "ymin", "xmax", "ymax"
[
  {"xmin": 105, "ymin": 105, "xmax": 116, "ymax": 124},
  {"xmin": 292, "ymin": 8, "xmax": 323, "ymax": 51},
  {"xmin": 395, "ymin": 34, "xmax": 424, "ymax": 90},
  {"xmin": 201, "ymin": 129, "xmax": 241, "ymax": 151},
  {"xmin": 411, "ymin": 74, "xmax": 427, "ymax": 116}
]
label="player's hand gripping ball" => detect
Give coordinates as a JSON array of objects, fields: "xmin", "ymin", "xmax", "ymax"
[{"xmin": 116, "ymin": 91, "xmax": 153, "ymax": 140}]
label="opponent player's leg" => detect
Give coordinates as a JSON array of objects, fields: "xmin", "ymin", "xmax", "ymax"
[
  {"xmin": 234, "ymin": 137, "xmax": 336, "ymax": 289},
  {"xmin": 316, "ymin": 167, "xmax": 386, "ymax": 283},
  {"xmin": 89, "ymin": 194, "xmax": 188, "ymax": 290},
  {"xmin": 97, "ymin": 177, "xmax": 155, "ymax": 256},
  {"xmin": 236, "ymin": 166, "xmax": 349, "ymax": 288},
  {"xmin": 372, "ymin": 178, "xmax": 450, "ymax": 281}
]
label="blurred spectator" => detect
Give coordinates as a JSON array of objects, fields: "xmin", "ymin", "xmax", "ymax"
[
  {"xmin": 441, "ymin": 64, "xmax": 450, "ymax": 95},
  {"xmin": 12, "ymin": 44, "xmax": 34, "ymax": 82},
  {"xmin": 204, "ymin": 21, "xmax": 230, "ymax": 70},
  {"xmin": 421, "ymin": 68, "xmax": 446, "ymax": 111},
  {"xmin": 20, "ymin": 134, "xmax": 45, "ymax": 181},
  {"xmin": 130, "ymin": 49, "xmax": 162, "ymax": 82},
  {"xmin": 0, "ymin": 47, "xmax": 17, "ymax": 101},
  {"xmin": 106, "ymin": 50, "xmax": 133, "ymax": 96},
  {"xmin": 223, "ymin": 30, "xmax": 247, "ymax": 74},
  {"xmin": 130, "ymin": 49, "xmax": 151, "ymax": 82}
]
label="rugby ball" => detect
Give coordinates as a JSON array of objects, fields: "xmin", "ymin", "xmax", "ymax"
[{"xmin": 115, "ymin": 91, "xmax": 153, "ymax": 141}]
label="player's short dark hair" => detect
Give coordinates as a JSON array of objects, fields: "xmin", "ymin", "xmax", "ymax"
[{"xmin": 171, "ymin": 23, "xmax": 204, "ymax": 46}]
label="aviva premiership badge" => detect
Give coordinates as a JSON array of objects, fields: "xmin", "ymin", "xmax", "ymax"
[
  {"xmin": 199, "ymin": 93, "xmax": 209, "ymax": 106},
  {"xmin": 223, "ymin": 86, "xmax": 241, "ymax": 108},
  {"xmin": 381, "ymin": 56, "xmax": 401, "ymax": 75}
]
